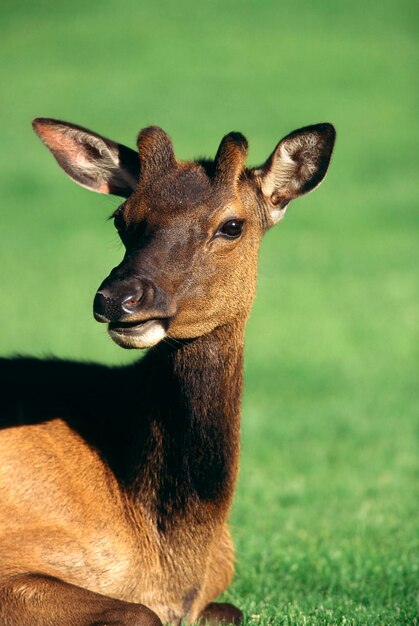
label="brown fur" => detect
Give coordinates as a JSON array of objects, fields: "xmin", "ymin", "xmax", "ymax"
[{"xmin": 0, "ymin": 119, "xmax": 335, "ymax": 625}]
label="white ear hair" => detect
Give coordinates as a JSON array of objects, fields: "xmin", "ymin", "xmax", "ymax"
[
  {"xmin": 260, "ymin": 133, "xmax": 321, "ymax": 198},
  {"xmin": 33, "ymin": 118, "xmax": 140, "ymax": 198},
  {"xmin": 57, "ymin": 127, "xmax": 121, "ymax": 184},
  {"xmin": 254, "ymin": 123, "xmax": 335, "ymax": 226}
]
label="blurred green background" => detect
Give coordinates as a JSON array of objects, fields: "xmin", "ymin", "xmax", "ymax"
[{"xmin": 0, "ymin": 1, "xmax": 418, "ymax": 624}]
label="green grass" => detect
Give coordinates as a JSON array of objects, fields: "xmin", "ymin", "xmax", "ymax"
[{"xmin": 0, "ymin": 1, "xmax": 418, "ymax": 624}]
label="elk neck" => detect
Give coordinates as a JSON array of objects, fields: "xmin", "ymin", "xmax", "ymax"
[
  {"xmin": 123, "ymin": 317, "xmax": 246, "ymax": 532},
  {"xmin": 0, "ymin": 318, "xmax": 246, "ymax": 534}
]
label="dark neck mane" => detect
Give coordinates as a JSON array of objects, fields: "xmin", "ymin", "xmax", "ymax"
[{"xmin": 128, "ymin": 321, "xmax": 244, "ymax": 530}]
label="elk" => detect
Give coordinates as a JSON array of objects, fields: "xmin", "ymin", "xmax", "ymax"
[{"xmin": 0, "ymin": 118, "xmax": 335, "ymax": 625}]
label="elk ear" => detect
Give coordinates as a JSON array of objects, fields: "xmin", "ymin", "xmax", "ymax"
[
  {"xmin": 254, "ymin": 123, "xmax": 335, "ymax": 225},
  {"xmin": 32, "ymin": 118, "xmax": 140, "ymax": 198}
]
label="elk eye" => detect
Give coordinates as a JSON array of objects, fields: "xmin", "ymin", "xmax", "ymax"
[{"xmin": 217, "ymin": 219, "xmax": 244, "ymax": 239}]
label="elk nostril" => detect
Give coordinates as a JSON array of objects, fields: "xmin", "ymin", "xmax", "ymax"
[{"xmin": 121, "ymin": 289, "xmax": 144, "ymax": 314}]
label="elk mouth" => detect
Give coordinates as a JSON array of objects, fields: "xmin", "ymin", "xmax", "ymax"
[{"xmin": 108, "ymin": 318, "xmax": 169, "ymax": 349}]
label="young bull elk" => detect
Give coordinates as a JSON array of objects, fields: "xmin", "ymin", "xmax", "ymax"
[{"xmin": 0, "ymin": 119, "xmax": 335, "ymax": 625}]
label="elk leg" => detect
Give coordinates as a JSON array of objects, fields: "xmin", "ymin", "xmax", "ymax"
[
  {"xmin": 197, "ymin": 602, "xmax": 243, "ymax": 625},
  {"xmin": 190, "ymin": 526, "xmax": 243, "ymax": 625},
  {"xmin": 0, "ymin": 573, "xmax": 162, "ymax": 626}
]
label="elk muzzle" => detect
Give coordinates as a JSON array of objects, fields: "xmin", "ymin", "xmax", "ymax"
[{"xmin": 93, "ymin": 273, "xmax": 171, "ymax": 349}]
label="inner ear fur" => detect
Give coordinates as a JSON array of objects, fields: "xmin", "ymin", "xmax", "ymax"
[
  {"xmin": 32, "ymin": 118, "xmax": 140, "ymax": 197},
  {"xmin": 256, "ymin": 123, "xmax": 336, "ymax": 207}
]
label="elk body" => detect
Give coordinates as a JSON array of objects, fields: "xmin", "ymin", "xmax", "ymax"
[{"xmin": 0, "ymin": 119, "xmax": 335, "ymax": 625}]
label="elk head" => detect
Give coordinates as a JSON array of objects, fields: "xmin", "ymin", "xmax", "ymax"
[{"xmin": 33, "ymin": 118, "xmax": 335, "ymax": 349}]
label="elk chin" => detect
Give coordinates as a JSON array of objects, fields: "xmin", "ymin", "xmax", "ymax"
[{"xmin": 108, "ymin": 319, "xmax": 167, "ymax": 349}]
